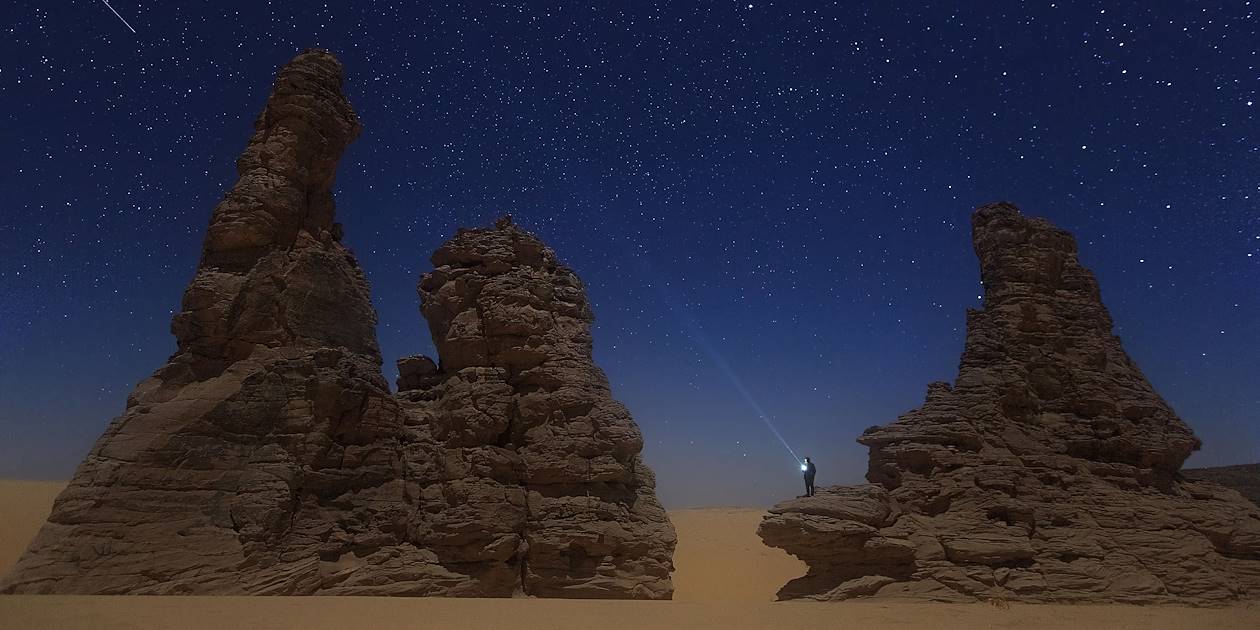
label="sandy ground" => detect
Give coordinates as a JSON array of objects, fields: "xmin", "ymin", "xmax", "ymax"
[
  {"xmin": 670, "ymin": 506, "xmax": 805, "ymax": 602},
  {"xmin": 1, "ymin": 480, "xmax": 1256, "ymax": 629},
  {"xmin": 0, "ymin": 480, "xmax": 63, "ymax": 572}
]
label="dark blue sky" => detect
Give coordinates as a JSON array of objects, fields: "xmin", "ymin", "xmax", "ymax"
[{"xmin": 1, "ymin": 2, "xmax": 1256, "ymax": 507}]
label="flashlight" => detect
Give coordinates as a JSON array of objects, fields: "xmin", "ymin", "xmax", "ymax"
[{"xmin": 800, "ymin": 463, "xmax": 807, "ymax": 471}]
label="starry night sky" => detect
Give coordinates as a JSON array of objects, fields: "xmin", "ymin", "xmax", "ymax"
[{"xmin": 1, "ymin": 2, "xmax": 1257, "ymax": 507}]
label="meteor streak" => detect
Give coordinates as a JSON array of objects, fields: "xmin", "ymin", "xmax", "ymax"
[{"xmin": 100, "ymin": 0, "xmax": 137, "ymax": 34}]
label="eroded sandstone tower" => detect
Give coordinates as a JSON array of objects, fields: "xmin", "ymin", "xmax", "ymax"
[
  {"xmin": 394, "ymin": 216, "xmax": 675, "ymax": 598},
  {"xmin": 758, "ymin": 202, "xmax": 1260, "ymax": 604},
  {"xmin": 1, "ymin": 50, "xmax": 674, "ymax": 598}
]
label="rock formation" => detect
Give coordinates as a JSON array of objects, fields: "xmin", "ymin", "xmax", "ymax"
[
  {"xmin": 1186, "ymin": 464, "xmax": 1260, "ymax": 508},
  {"xmin": 394, "ymin": 215, "xmax": 675, "ymax": 598},
  {"xmin": 1, "ymin": 50, "xmax": 674, "ymax": 598},
  {"xmin": 759, "ymin": 202, "xmax": 1260, "ymax": 604}
]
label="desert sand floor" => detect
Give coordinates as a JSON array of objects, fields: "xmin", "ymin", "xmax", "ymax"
[{"xmin": 1, "ymin": 481, "xmax": 1255, "ymax": 630}]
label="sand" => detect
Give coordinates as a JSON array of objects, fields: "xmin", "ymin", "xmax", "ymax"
[
  {"xmin": 0, "ymin": 480, "xmax": 63, "ymax": 573},
  {"xmin": 0, "ymin": 481, "xmax": 1255, "ymax": 629},
  {"xmin": 670, "ymin": 506, "xmax": 806, "ymax": 602}
]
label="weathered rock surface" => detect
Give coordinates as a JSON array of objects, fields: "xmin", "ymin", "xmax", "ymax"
[
  {"xmin": 1185, "ymin": 464, "xmax": 1260, "ymax": 508},
  {"xmin": 759, "ymin": 202, "xmax": 1260, "ymax": 604},
  {"xmin": 1, "ymin": 50, "xmax": 674, "ymax": 598},
  {"xmin": 395, "ymin": 215, "xmax": 676, "ymax": 598}
]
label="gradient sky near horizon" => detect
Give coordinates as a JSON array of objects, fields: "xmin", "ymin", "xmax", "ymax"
[{"xmin": 1, "ymin": 2, "xmax": 1257, "ymax": 507}]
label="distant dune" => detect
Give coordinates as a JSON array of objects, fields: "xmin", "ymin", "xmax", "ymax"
[
  {"xmin": 1, "ymin": 480, "xmax": 1256, "ymax": 630},
  {"xmin": 0, "ymin": 480, "xmax": 63, "ymax": 573},
  {"xmin": 1185, "ymin": 464, "xmax": 1260, "ymax": 507}
]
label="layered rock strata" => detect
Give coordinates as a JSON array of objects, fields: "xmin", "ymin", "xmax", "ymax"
[
  {"xmin": 1185, "ymin": 464, "xmax": 1260, "ymax": 508},
  {"xmin": 759, "ymin": 202, "xmax": 1260, "ymax": 604},
  {"xmin": 1, "ymin": 50, "xmax": 674, "ymax": 598}
]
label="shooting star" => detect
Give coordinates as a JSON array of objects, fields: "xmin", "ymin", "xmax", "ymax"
[{"xmin": 100, "ymin": 0, "xmax": 137, "ymax": 34}]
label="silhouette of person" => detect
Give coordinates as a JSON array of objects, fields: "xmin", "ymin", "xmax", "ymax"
[{"xmin": 802, "ymin": 457, "xmax": 817, "ymax": 497}]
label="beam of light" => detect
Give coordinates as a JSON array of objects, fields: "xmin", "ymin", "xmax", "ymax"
[
  {"xmin": 676, "ymin": 313, "xmax": 803, "ymax": 466},
  {"xmin": 621, "ymin": 253, "xmax": 804, "ymax": 467},
  {"xmin": 100, "ymin": 0, "xmax": 137, "ymax": 34}
]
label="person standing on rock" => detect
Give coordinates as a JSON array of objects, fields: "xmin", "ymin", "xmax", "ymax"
[{"xmin": 801, "ymin": 457, "xmax": 817, "ymax": 497}]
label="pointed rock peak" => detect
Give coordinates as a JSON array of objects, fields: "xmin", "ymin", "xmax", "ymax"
[
  {"xmin": 171, "ymin": 49, "xmax": 377, "ymax": 368},
  {"xmin": 1, "ymin": 49, "xmax": 395, "ymax": 596},
  {"xmin": 957, "ymin": 202, "xmax": 1197, "ymax": 472},
  {"xmin": 201, "ymin": 49, "xmax": 361, "ymax": 272},
  {"xmin": 970, "ymin": 201, "xmax": 1097, "ymax": 308}
]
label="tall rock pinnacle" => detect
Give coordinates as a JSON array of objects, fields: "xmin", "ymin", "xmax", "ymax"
[
  {"xmin": 2, "ymin": 49, "xmax": 405, "ymax": 595},
  {"xmin": 758, "ymin": 202, "xmax": 1260, "ymax": 604},
  {"xmin": 2, "ymin": 51, "xmax": 676, "ymax": 598},
  {"xmin": 862, "ymin": 202, "xmax": 1201, "ymax": 488},
  {"xmin": 395, "ymin": 217, "xmax": 676, "ymax": 598},
  {"xmin": 177, "ymin": 48, "xmax": 373, "ymax": 366}
]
